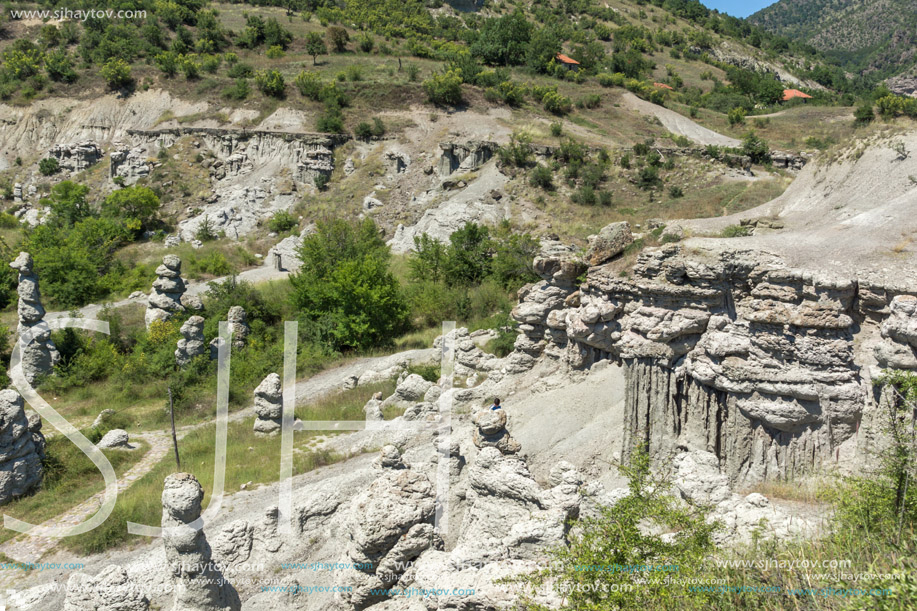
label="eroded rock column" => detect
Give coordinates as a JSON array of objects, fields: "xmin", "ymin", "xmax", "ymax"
[
  {"xmin": 10, "ymin": 252, "xmax": 59, "ymax": 384},
  {"xmin": 146, "ymin": 255, "xmax": 186, "ymax": 328},
  {"xmin": 0, "ymin": 389, "xmax": 45, "ymax": 505}
]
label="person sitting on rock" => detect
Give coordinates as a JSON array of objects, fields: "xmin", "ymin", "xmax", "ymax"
[{"xmin": 490, "ymin": 398, "xmax": 502, "ymax": 411}]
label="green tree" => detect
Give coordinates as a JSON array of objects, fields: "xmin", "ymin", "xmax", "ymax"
[
  {"xmin": 101, "ymin": 186, "xmax": 161, "ymax": 234},
  {"xmin": 38, "ymin": 157, "xmax": 60, "ymax": 176},
  {"xmin": 471, "ymin": 10, "xmax": 532, "ymax": 66},
  {"xmin": 327, "ymin": 26, "xmax": 349, "ymax": 53},
  {"xmin": 423, "ymin": 70, "xmax": 463, "ymax": 106},
  {"xmin": 742, "ymin": 131, "xmax": 770, "ymax": 164},
  {"xmin": 45, "ymin": 50, "xmax": 78, "ymax": 83},
  {"xmin": 255, "ymin": 69, "xmax": 285, "ymax": 98},
  {"xmin": 444, "ymin": 222, "xmax": 492, "ymax": 286},
  {"xmin": 42, "ymin": 181, "xmax": 91, "ymax": 227},
  {"xmin": 409, "ymin": 234, "xmax": 448, "ymax": 284},
  {"xmin": 290, "ymin": 218, "xmax": 408, "ymax": 350},
  {"xmin": 305, "ymin": 32, "xmax": 326, "ymax": 65},
  {"xmin": 855, "ymin": 102, "xmax": 875, "ymax": 125},
  {"xmin": 525, "ymin": 26, "xmax": 561, "ymax": 73},
  {"xmin": 100, "ymin": 58, "xmax": 133, "ymax": 89},
  {"xmin": 155, "ymin": 51, "xmax": 179, "ymax": 77}
]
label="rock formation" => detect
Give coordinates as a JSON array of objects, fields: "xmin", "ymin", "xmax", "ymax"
[
  {"xmin": 511, "ymin": 242, "xmax": 890, "ymax": 485},
  {"xmin": 471, "ymin": 409, "xmax": 521, "ymax": 455},
  {"xmin": 0, "ymin": 389, "xmax": 45, "ymax": 506},
  {"xmin": 161, "ymin": 472, "xmax": 240, "ymax": 611},
  {"xmin": 227, "ymin": 306, "xmax": 250, "ymax": 350},
  {"xmin": 48, "ymin": 141, "xmax": 103, "ymax": 173},
  {"xmin": 437, "ymin": 140, "xmax": 498, "ymax": 176},
  {"xmin": 584, "ymin": 221, "xmax": 633, "ymax": 266},
  {"xmin": 10, "ymin": 252, "xmax": 59, "ymax": 385},
  {"xmin": 252, "ymin": 373, "xmax": 282, "ymax": 436},
  {"xmin": 175, "ymin": 316, "xmax": 206, "ymax": 366},
  {"xmin": 97, "ymin": 429, "xmax": 132, "ymax": 450},
  {"xmin": 146, "ymin": 255, "xmax": 186, "ymax": 328},
  {"xmin": 110, "ymin": 146, "xmax": 151, "ymax": 185},
  {"xmin": 336, "ymin": 446, "xmax": 436, "ymax": 610},
  {"xmin": 63, "ymin": 565, "xmax": 150, "ymax": 611}
]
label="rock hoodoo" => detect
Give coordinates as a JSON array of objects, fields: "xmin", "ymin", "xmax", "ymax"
[
  {"xmin": 175, "ymin": 316, "xmax": 207, "ymax": 366},
  {"xmin": 252, "ymin": 373, "xmax": 282, "ymax": 436},
  {"xmin": 0, "ymin": 389, "xmax": 45, "ymax": 506},
  {"xmin": 48, "ymin": 141, "xmax": 103, "ymax": 173},
  {"xmin": 336, "ymin": 446, "xmax": 436, "ymax": 610},
  {"xmin": 10, "ymin": 252, "xmax": 59, "ymax": 385},
  {"xmin": 161, "ymin": 472, "xmax": 240, "ymax": 611},
  {"xmin": 471, "ymin": 408, "xmax": 521, "ymax": 455},
  {"xmin": 146, "ymin": 255, "xmax": 186, "ymax": 328},
  {"xmin": 227, "ymin": 306, "xmax": 250, "ymax": 350}
]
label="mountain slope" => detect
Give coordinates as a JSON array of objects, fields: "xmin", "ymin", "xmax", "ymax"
[{"xmin": 749, "ymin": 0, "xmax": 917, "ymax": 80}]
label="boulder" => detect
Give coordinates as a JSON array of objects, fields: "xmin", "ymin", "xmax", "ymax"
[
  {"xmin": 472, "ymin": 409, "xmax": 521, "ymax": 455},
  {"xmin": 63, "ymin": 565, "xmax": 149, "ymax": 611},
  {"xmin": 97, "ymin": 429, "xmax": 132, "ymax": 450},
  {"xmin": 585, "ymin": 221, "xmax": 633, "ymax": 265}
]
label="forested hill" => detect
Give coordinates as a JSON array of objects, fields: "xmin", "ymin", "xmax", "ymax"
[{"xmin": 749, "ymin": 0, "xmax": 917, "ymax": 80}]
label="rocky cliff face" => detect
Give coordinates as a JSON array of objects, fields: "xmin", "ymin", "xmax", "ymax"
[{"xmin": 512, "ymin": 241, "xmax": 906, "ymax": 484}]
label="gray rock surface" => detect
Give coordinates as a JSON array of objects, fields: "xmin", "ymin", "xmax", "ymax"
[
  {"xmin": 146, "ymin": 255, "xmax": 186, "ymax": 328},
  {"xmin": 48, "ymin": 141, "xmax": 103, "ymax": 173},
  {"xmin": 471, "ymin": 409, "xmax": 521, "ymax": 455},
  {"xmin": 10, "ymin": 252, "xmax": 59, "ymax": 385},
  {"xmin": 227, "ymin": 306, "xmax": 250, "ymax": 350},
  {"xmin": 585, "ymin": 221, "xmax": 633, "ymax": 266},
  {"xmin": 63, "ymin": 565, "xmax": 149, "ymax": 611},
  {"xmin": 0, "ymin": 389, "xmax": 44, "ymax": 506},
  {"xmin": 253, "ymin": 373, "xmax": 282, "ymax": 436},
  {"xmin": 97, "ymin": 429, "xmax": 132, "ymax": 450},
  {"xmin": 175, "ymin": 316, "xmax": 207, "ymax": 367},
  {"xmin": 161, "ymin": 473, "xmax": 240, "ymax": 610}
]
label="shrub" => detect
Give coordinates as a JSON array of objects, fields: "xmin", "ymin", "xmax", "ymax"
[
  {"xmin": 327, "ymin": 26, "xmax": 349, "ymax": 52},
  {"xmin": 576, "ymin": 93, "xmax": 601, "ymax": 109},
  {"xmin": 727, "ymin": 106, "xmax": 746, "ymax": 126},
  {"xmin": 406, "ymin": 63, "xmax": 419, "ymax": 82},
  {"xmin": 222, "ymin": 78, "xmax": 250, "ymax": 100},
  {"xmin": 255, "ymin": 69, "xmax": 285, "ymax": 98},
  {"xmin": 721, "ymin": 224, "xmax": 751, "ymax": 237},
  {"xmin": 529, "ymin": 164, "xmax": 554, "ymax": 190},
  {"xmin": 227, "ymin": 62, "xmax": 254, "ymax": 78},
  {"xmin": 358, "ymin": 34, "xmax": 374, "ymax": 53},
  {"xmin": 267, "ymin": 210, "xmax": 297, "ymax": 233},
  {"xmin": 542, "ymin": 90, "xmax": 572, "ymax": 115},
  {"xmin": 290, "ymin": 218, "xmax": 408, "ymax": 350},
  {"xmin": 571, "ymin": 185, "xmax": 596, "ymax": 206},
  {"xmin": 101, "ymin": 186, "xmax": 160, "ymax": 234},
  {"xmin": 316, "ymin": 107, "xmax": 344, "ymax": 133},
  {"xmin": 423, "ymin": 70, "xmax": 463, "ymax": 106},
  {"xmin": 345, "ymin": 64, "xmax": 363, "ymax": 82},
  {"xmin": 638, "ymin": 165, "xmax": 661, "ymax": 190},
  {"xmin": 550, "ymin": 122, "xmax": 563, "ymax": 137},
  {"xmin": 266, "ymin": 45, "xmax": 285, "ymax": 59},
  {"xmin": 497, "ymin": 133, "xmax": 533, "ymax": 168},
  {"xmin": 179, "ymin": 54, "xmax": 200, "ymax": 79},
  {"xmin": 155, "ymin": 51, "xmax": 179, "ymax": 77},
  {"xmin": 354, "ymin": 121, "xmax": 373, "ymax": 140},
  {"xmin": 742, "ymin": 131, "xmax": 770, "ymax": 164},
  {"xmin": 39, "ymin": 157, "xmax": 60, "ymax": 176},
  {"xmin": 314, "ymin": 174, "xmax": 329, "ymax": 191},
  {"xmin": 201, "ymin": 54, "xmax": 221, "ymax": 74},
  {"xmin": 294, "ymin": 70, "xmax": 323, "ymax": 100},
  {"xmin": 371, "ymin": 117, "xmax": 385, "ymax": 137},
  {"xmin": 45, "ymin": 49, "xmax": 78, "ymax": 83},
  {"xmin": 669, "ymin": 185, "xmax": 684, "ymax": 198},
  {"xmin": 100, "ymin": 58, "xmax": 133, "ymax": 89},
  {"xmin": 854, "ymin": 103, "xmax": 875, "ymax": 125},
  {"xmin": 620, "ymin": 153, "xmax": 631, "ymax": 168}
]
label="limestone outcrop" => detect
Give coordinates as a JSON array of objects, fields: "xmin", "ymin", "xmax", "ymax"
[
  {"xmin": 161, "ymin": 472, "xmax": 240, "ymax": 610},
  {"xmin": 510, "ymin": 242, "xmax": 896, "ymax": 484},
  {"xmin": 97, "ymin": 429, "xmax": 132, "ymax": 450},
  {"xmin": 10, "ymin": 252, "xmax": 59, "ymax": 384},
  {"xmin": 63, "ymin": 565, "xmax": 150, "ymax": 611},
  {"xmin": 252, "ymin": 373, "xmax": 282, "ymax": 436},
  {"xmin": 0, "ymin": 389, "xmax": 44, "ymax": 506},
  {"xmin": 146, "ymin": 255, "xmax": 186, "ymax": 328},
  {"xmin": 585, "ymin": 221, "xmax": 633, "ymax": 266},
  {"xmin": 48, "ymin": 141, "xmax": 103, "ymax": 173},
  {"xmin": 175, "ymin": 316, "xmax": 206, "ymax": 366},
  {"xmin": 437, "ymin": 140, "xmax": 498, "ymax": 176}
]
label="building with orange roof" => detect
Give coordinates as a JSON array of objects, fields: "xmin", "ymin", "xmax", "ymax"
[
  {"xmin": 653, "ymin": 82, "xmax": 674, "ymax": 90},
  {"xmin": 782, "ymin": 89, "xmax": 813, "ymax": 102},
  {"xmin": 555, "ymin": 54, "xmax": 580, "ymax": 71}
]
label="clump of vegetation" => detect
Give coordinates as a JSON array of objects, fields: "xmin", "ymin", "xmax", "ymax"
[
  {"xmin": 38, "ymin": 157, "xmax": 60, "ymax": 176},
  {"xmin": 255, "ymin": 69, "xmax": 285, "ymax": 99},
  {"xmin": 267, "ymin": 210, "xmax": 297, "ymax": 233},
  {"xmin": 721, "ymin": 224, "xmax": 752, "ymax": 237},
  {"xmin": 423, "ymin": 70, "xmax": 463, "ymax": 106}
]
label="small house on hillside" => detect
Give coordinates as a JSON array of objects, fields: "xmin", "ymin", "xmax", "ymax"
[
  {"xmin": 555, "ymin": 54, "xmax": 580, "ymax": 71},
  {"xmin": 782, "ymin": 89, "xmax": 813, "ymax": 103}
]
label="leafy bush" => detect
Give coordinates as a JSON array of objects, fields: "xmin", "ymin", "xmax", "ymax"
[
  {"xmin": 423, "ymin": 70, "xmax": 463, "ymax": 106},
  {"xmin": 406, "ymin": 63, "xmax": 420, "ymax": 82},
  {"xmin": 542, "ymin": 90, "xmax": 572, "ymax": 115},
  {"xmin": 727, "ymin": 106, "xmax": 746, "ymax": 126},
  {"xmin": 529, "ymin": 164, "xmax": 554, "ymax": 190},
  {"xmin": 742, "ymin": 131, "xmax": 770, "ymax": 164},
  {"xmin": 266, "ymin": 45, "xmax": 285, "ymax": 59},
  {"xmin": 669, "ymin": 185, "xmax": 684, "ymax": 198},
  {"xmin": 497, "ymin": 133, "xmax": 533, "ymax": 168},
  {"xmin": 355, "ymin": 121, "xmax": 373, "ymax": 140},
  {"xmin": 267, "ymin": 210, "xmax": 297, "ymax": 233},
  {"xmin": 721, "ymin": 224, "xmax": 751, "ymax": 237},
  {"xmin": 638, "ymin": 165, "xmax": 661, "ymax": 190},
  {"xmin": 854, "ymin": 103, "xmax": 875, "ymax": 125},
  {"xmin": 327, "ymin": 26, "xmax": 349, "ymax": 52},
  {"xmin": 227, "ymin": 62, "xmax": 254, "ymax": 79},
  {"xmin": 39, "ymin": 157, "xmax": 60, "ymax": 176},
  {"xmin": 471, "ymin": 10, "xmax": 531, "ymax": 66},
  {"xmin": 100, "ymin": 58, "xmax": 133, "ymax": 89},
  {"xmin": 294, "ymin": 70, "xmax": 323, "ymax": 100},
  {"xmin": 101, "ymin": 186, "xmax": 160, "ymax": 234},
  {"xmin": 358, "ymin": 34, "xmax": 374, "ymax": 53},
  {"xmin": 222, "ymin": 78, "xmax": 250, "ymax": 100},
  {"xmin": 255, "ymin": 69, "xmax": 285, "ymax": 98},
  {"xmin": 45, "ymin": 49, "xmax": 77, "ymax": 83},
  {"xmin": 550, "ymin": 122, "xmax": 563, "ymax": 137},
  {"xmin": 316, "ymin": 106, "xmax": 344, "ymax": 133},
  {"xmin": 290, "ymin": 218, "xmax": 408, "ymax": 351},
  {"xmin": 371, "ymin": 117, "xmax": 386, "ymax": 137}
]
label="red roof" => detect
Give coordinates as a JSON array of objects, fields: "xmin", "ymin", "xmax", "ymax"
[
  {"xmin": 555, "ymin": 54, "xmax": 580, "ymax": 65},
  {"xmin": 782, "ymin": 89, "xmax": 813, "ymax": 101},
  {"xmin": 653, "ymin": 82, "xmax": 674, "ymax": 90}
]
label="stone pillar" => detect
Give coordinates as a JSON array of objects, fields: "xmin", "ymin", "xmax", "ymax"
[
  {"xmin": 253, "ymin": 373, "xmax": 282, "ymax": 436},
  {"xmin": 227, "ymin": 306, "xmax": 250, "ymax": 350},
  {"xmin": 10, "ymin": 252, "xmax": 59, "ymax": 384},
  {"xmin": 0, "ymin": 389, "xmax": 45, "ymax": 505},
  {"xmin": 175, "ymin": 316, "xmax": 206, "ymax": 366},
  {"xmin": 146, "ymin": 255, "xmax": 186, "ymax": 329}
]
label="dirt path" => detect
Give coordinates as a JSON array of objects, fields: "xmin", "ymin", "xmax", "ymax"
[
  {"xmin": 620, "ymin": 92, "xmax": 741, "ymax": 148},
  {"xmin": 0, "ymin": 347, "xmax": 438, "ymax": 567}
]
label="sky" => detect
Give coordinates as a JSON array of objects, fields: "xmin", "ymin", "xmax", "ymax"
[{"xmin": 700, "ymin": 0, "xmax": 778, "ymax": 18}]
